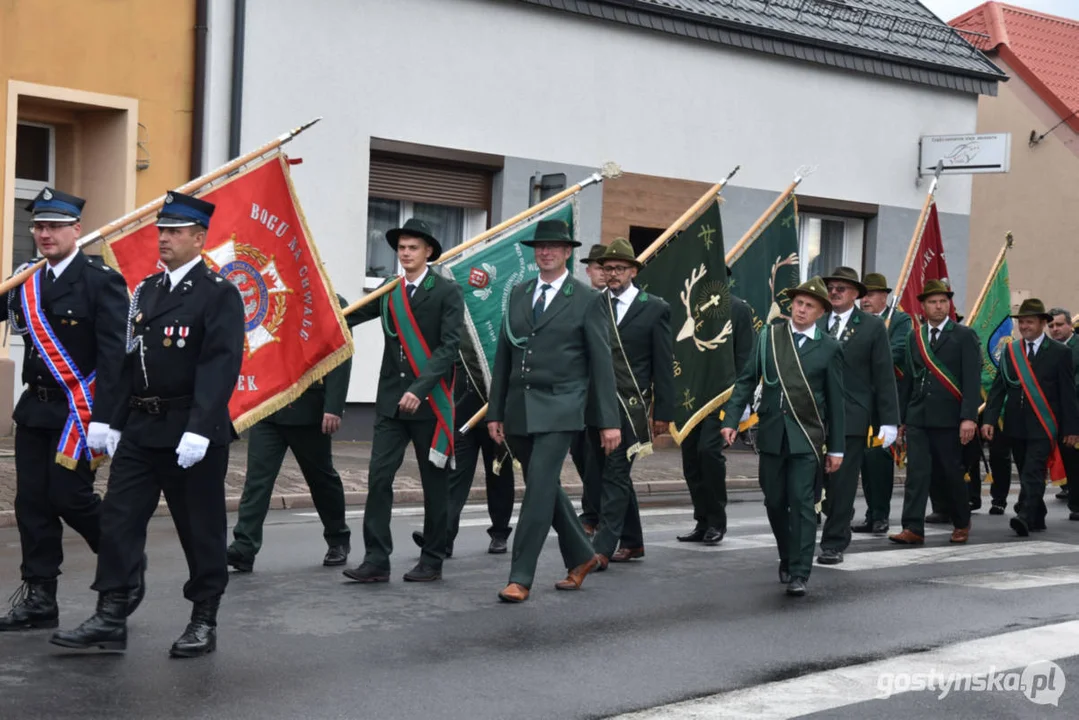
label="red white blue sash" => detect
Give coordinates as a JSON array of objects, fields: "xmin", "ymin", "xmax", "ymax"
[{"xmin": 20, "ymin": 270, "xmax": 103, "ymax": 469}]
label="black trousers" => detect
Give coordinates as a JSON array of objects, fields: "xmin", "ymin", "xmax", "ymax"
[
  {"xmin": 1010, "ymin": 437, "xmax": 1052, "ymax": 528},
  {"xmin": 986, "ymin": 429, "xmax": 1015, "ymax": 507},
  {"xmin": 14, "ymin": 425, "xmax": 101, "ymax": 581},
  {"xmin": 93, "ymin": 441, "xmax": 229, "ymax": 603},
  {"xmin": 680, "ymin": 416, "xmax": 727, "ymax": 532},
  {"xmin": 589, "ymin": 420, "xmax": 645, "ymax": 558},
  {"xmin": 931, "ymin": 435, "xmax": 985, "ymax": 513},
  {"xmin": 901, "ymin": 426, "xmax": 971, "ymax": 535},
  {"xmin": 574, "ymin": 430, "xmax": 599, "ymax": 527},
  {"xmin": 446, "ymin": 392, "xmax": 514, "ymax": 544},
  {"xmin": 1064, "ymin": 444, "xmax": 1079, "ymax": 515}
]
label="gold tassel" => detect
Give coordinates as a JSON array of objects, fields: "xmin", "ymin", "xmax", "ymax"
[{"xmin": 54, "ymin": 452, "xmax": 79, "ymax": 471}]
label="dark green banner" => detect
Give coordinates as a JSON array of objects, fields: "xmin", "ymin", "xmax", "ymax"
[
  {"xmin": 730, "ymin": 199, "xmax": 800, "ymax": 332},
  {"xmin": 638, "ymin": 200, "xmax": 735, "ymax": 442}
]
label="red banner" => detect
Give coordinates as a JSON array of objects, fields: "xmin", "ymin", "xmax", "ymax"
[
  {"xmin": 896, "ymin": 204, "xmax": 957, "ymax": 321},
  {"xmin": 103, "ymin": 154, "xmax": 353, "ymax": 431}
]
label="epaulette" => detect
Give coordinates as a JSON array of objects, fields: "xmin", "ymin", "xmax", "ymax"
[
  {"xmin": 205, "ymin": 268, "xmax": 225, "ymax": 284},
  {"xmin": 86, "ymin": 256, "xmax": 115, "ymax": 272}
]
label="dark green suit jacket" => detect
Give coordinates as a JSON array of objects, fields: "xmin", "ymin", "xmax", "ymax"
[
  {"xmin": 268, "ymin": 295, "xmax": 352, "ymax": 425},
  {"xmin": 730, "ymin": 295, "xmax": 756, "ymax": 376},
  {"xmin": 984, "ymin": 336, "xmax": 1079, "ymax": 440},
  {"xmin": 899, "ymin": 319, "xmax": 981, "ymax": 428},
  {"xmin": 881, "ymin": 305, "xmax": 912, "ymax": 368},
  {"xmin": 723, "ymin": 323, "xmax": 845, "ymax": 457},
  {"xmin": 346, "ymin": 270, "xmax": 463, "ymax": 420},
  {"xmin": 489, "ymin": 275, "xmax": 619, "ymax": 435},
  {"xmin": 817, "ymin": 307, "xmax": 898, "ymax": 437},
  {"xmin": 606, "ymin": 286, "xmax": 675, "ymax": 423},
  {"xmin": 1066, "ymin": 335, "xmax": 1079, "ymax": 392}
]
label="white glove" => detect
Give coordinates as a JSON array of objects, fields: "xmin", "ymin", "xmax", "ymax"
[
  {"xmin": 105, "ymin": 429, "xmax": 122, "ymax": 457},
  {"xmin": 740, "ymin": 405, "xmax": 752, "ymax": 423},
  {"xmin": 176, "ymin": 432, "xmax": 210, "ymax": 469},
  {"xmin": 86, "ymin": 422, "xmax": 111, "ymax": 452},
  {"xmin": 877, "ymin": 425, "xmax": 899, "ymax": 449}
]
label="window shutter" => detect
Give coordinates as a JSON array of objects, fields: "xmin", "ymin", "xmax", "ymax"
[{"xmin": 369, "ymin": 156, "xmax": 490, "ymax": 209}]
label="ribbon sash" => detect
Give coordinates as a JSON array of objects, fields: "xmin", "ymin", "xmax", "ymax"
[
  {"xmin": 605, "ymin": 293, "xmax": 652, "ymax": 460},
  {"xmin": 1005, "ymin": 342, "xmax": 1065, "ymax": 482},
  {"xmin": 770, "ymin": 323, "xmax": 826, "ymax": 465},
  {"xmin": 384, "ymin": 280, "xmax": 456, "ymax": 469},
  {"xmin": 20, "ymin": 271, "xmax": 103, "ymax": 469},
  {"xmin": 911, "ymin": 324, "xmax": 962, "ymax": 401}
]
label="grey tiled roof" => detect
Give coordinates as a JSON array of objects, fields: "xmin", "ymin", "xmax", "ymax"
[{"xmin": 512, "ymin": 0, "xmax": 1006, "ymax": 95}]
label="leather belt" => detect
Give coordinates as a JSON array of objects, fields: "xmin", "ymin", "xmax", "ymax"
[
  {"xmin": 29, "ymin": 385, "xmax": 66, "ymax": 403},
  {"xmin": 129, "ymin": 395, "xmax": 193, "ymax": 415}
]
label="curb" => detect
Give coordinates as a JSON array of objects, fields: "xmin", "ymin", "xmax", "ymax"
[{"xmin": 0, "ymin": 476, "xmax": 913, "ymax": 527}]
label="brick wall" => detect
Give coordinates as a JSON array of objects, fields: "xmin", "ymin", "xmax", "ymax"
[{"xmin": 601, "ymin": 172, "xmax": 713, "ymax": 248}]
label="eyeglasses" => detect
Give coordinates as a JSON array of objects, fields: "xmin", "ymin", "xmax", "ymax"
[
  {"xmin": 28, "ymin": 222, "xmax": 75, "ymax": 234},
  {"xmin": 602, "ymin": 265, "xmax": 634, "ymax": 275},
  {"xmin": 826, "ymin": 284, "xmax": 856, "ymax": 293}
]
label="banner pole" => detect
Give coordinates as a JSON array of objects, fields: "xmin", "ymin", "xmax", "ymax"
[
  {"xmin": 724, "ymin": 168, "xmax": 808, "ymax": 266},
  {"xmin": 963, "ymin": 232, "xmax": 1013, "ymax": 326}
]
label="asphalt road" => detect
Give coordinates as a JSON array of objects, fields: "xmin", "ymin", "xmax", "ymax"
[{"xmin": 1, "ymin": 489, "xmax": 1077, "ymax": 719}]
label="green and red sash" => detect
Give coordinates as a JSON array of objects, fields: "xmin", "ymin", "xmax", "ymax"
[
  {"xmin": 912, "ymin": 323, "xmax": 961, "ymax": 401},
  {"xmin": 1006, "ymin": 342, "xmax": 1065, "ymax": 480},
  {"xmin": 20, "ymin": 269, "xmax": 104, "ymax": 470},
  {"xmin": 384, "ymin": 279, "xmax": 456, "ymax": 469}
]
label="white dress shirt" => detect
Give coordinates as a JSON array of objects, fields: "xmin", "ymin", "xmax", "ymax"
[
  {"xmin": 827, "ymin": 306, "xmax": 855, "ymax": 339},
  {"xmin": 532, "ymin": 270, "xmax": 569, "ymax": 312},
  {"xmin": 610, "ymin": 283, "xmax": 639, "ymax": 324},
  {"xmin": 402, "ymin": 266, "xmax": 429, "ymax": 296},
  {"xmin": 46, "ymin": 249, "xmax": 79, "ymax": 279},
  {"xmin": 165, "ymin": 255, "xmax": 204, "ymax": 291},
  {"xmin": 1025, "ymin": 333, "xmax": 1046, "ymax": 357}
]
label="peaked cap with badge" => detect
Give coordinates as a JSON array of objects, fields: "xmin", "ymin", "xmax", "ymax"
[
  {"xmin": 156, "ymin": 191, "xmax": 215, "ymax": 229},
  {"xmin": 27, "ymin": 187, "xmax": 84, "ymax": 223}
]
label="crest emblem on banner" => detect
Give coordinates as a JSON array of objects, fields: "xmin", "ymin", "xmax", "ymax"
[
  {"xmin": 204, "ymin": 235, "xmax": 290, "ymax": 355},
  {"xmin": 469, "ymin": 263, "xmax": 496, "ymax": 300}
]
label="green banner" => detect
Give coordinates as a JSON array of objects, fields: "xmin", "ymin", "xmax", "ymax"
[
  {"xmin": 730, "ymin": 199, "xmax": 800, "ymax": 332},
  {"xmin": 966, "ymin": 255, "xmax": 1013, "ymax": 395},
  {"xmin": 439, "ymin": 200, "xmax": 576, "ymax": 392},
  {"xmin": 637, "ymin": 200, "xmax": 735, "ymax": 442}
]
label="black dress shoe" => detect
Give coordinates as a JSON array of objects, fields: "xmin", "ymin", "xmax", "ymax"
[
  {"xmin": 126, "ymin": 553, "xmax": 148, "ymax": 618},
  {"xmin": 702, "ymin": 527, "xmax": 724, "ymax": 546},
  {"xmin": 925, "ymin": 512, "xmax": 950, "ymax": 524},
  {"xmin": 970, "ymin": 497, "xmax": 983, "ymax": 511},
  {"xmin": 0, "ymin": 580, "xmax": 58, "ymax": 632},
  {"xmin": 226, "ymin": 546, "xmax": 254, "ymax": 573},
  {"xmin": 403, "ymin": 563, "xmax": 442, "ymax": 582},
  {"xmin": 851, "ymin": 521, "xmax": 874, "ymax": 533},
  {"xmin": 677, "ymin": 527, "xmax": 706, "ymax": 542},
  {"xmin": 49, "ymin": 592, "xmax": 127, "ymax": 651},
  {"xmin": 1010, "ymin": 516, "xmax": 1030, "ymax": 537},
  {"xmin": 871, "ymin": 520, "xmax": 890, "ymax": 534},
  {"xmin": 488, "ymin": 536, "xmax": 508, "ymax": 554},
  {"xmin": 342, "ymin": 562, "xmax": 389, "ymax": 583},
  {"xmin": 778, "ymin": 565, "xmax": 791, "ymax": 584},
  {"xmin": 169, "ymin": 597, "xmax": 219, "ymax": 659},
  {"xmin": 817, "ymin": 549, "xmax": 843, "ymax": 565},
  {"xmin": 786, "ymin": 577, "xmax": 807, "ymax": 596},
  {"xmin": 989, "ymin": 504, "xmax": 1005, "ymax": 516},
  {"xmin": 1057, "ymin": 488, "xmax": 1070, "ymax": 501},
  {"xmin": 1070, "ymin": 512, "xmax": 1079, "ymax": 521},
  {"xmin": 323, "ymin": 545, "xmax": 350, "ymax": 567}
]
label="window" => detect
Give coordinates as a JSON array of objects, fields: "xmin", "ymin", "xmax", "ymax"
[
  {"xmin": 365, "ymin": 199, "xmax": 487, "ymax": 283},
  {"xmin": 11, "ymin": 122, "xmax": 56, "ymax": 271},
  {"xmin": 628, "ymin": 226, "xmax": 664, "ymax": 257},
  {"xmin": 798, "ymin": 213, "xmax": 864, "ymax": 282}
]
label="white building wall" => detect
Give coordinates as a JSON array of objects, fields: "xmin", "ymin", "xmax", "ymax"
[{"xmin": 206, "ymin": 0, "xmax": 980, "ymax": 402}]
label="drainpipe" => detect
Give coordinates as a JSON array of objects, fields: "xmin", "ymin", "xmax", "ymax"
[
  {"xmin": 228, "ymin": 0, "xmax": 246, "ymax": 160},
  {"xmin": 190, "ymin": 0, "xmax": 209, "ymax": 178}
]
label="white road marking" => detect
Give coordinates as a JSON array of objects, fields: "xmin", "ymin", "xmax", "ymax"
[
  {"xmin": 649, "ymin": 528, "xmax": 952, "ymax": 553},
  {"xmin": 927, "ymin": 565, "xmax": 1079, "ymax": 590},
  {"xmin": 823, "ymin": 541, "xmax": 1079, "ymax": 571},
  {"xmin": 612, "ymin": 620, "xmax": 1079, "ymax": 719}
]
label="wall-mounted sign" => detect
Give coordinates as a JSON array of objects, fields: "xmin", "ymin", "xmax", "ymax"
[{"xmin": 919, "ymin": 133, "xmax": 1011, "ymax": 175}]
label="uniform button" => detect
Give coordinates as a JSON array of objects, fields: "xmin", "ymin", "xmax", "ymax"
[
  {"xmin": 525, "ymin": 385, "xmax": 531, "ymax": 390},
  {"xmin": 400, "ymin": 372, "xmax": 406, "ymax": 378},
  {"xmin": 525, "ymin": 368, "xmax": 530, "ymax": 373},
  {"xmin": 528, "ymin": 350, "xmax": 533, "ymax": 355}
]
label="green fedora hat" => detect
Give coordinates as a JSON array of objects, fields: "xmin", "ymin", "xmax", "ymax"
[
  {"xmin": 822, "ymin": 266, "xmax": 867, "ymax": 298},
  {"xmin": 783, "ymin": 276, "xmax": 833, "ymax": 313},
  {"xmin": 1012, "ymin": 298, "xmax": 1052, "ymax": 321},
  {"xmin": 863, "ymin": 272, "xmax": 892, "ymax": 293},
  {"xmin": 599, "ymin": 237, "xmax": 641, "ymax": 269},
  {"xmin": 579, "ymin": 243, "xmax": 605, "ymax": 265},
  {"xmin": 521, "ymin": 219, "xmax": 580, "ymax": 248},
  {"xmin": 386, "ymin": 218, "xmax": 443, "ymax": 261},
  {"xmin": 917, "ymin": 279, "xmax": 953, "ymax": 302}
]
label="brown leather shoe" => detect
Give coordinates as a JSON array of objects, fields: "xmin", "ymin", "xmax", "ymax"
[
  {"xmin": 497, "ymin": 583, "xmax": 529, "ymax": 603},
  {"xmin": 582, "ymin": 524, "xmax": 596, "ymax": 538},
  {"xmin": 611, "ymin": 547, "xmax": 645, "ymax": 562},
  {"xmin": 595, "ymin": 554, "xmax": 610, "ymax": 572},
  {"xmin": 888, "ymin": 529, "xmax": 925, "ymax": 545},
  {"xmin": 555, "ymin": 555, "xmax": 601, "ymax": 590},
  {"xmin": 950, "ymin": 525, "xmax": 970, "ymax": 543}
]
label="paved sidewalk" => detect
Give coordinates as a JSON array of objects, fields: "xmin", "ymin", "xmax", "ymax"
[{"xmin": 0, "ymin": 436, "xmax": 906, "ymax": 527}]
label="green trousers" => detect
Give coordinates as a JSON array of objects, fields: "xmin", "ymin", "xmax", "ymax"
[
  {"xmin": 820, "ymin": 436, "xmax": 866, "ymax": 552},
  {"xmin": 759, "ymin": 445, "xmax": 819, "ymax": 580},
  {"xmin": 231, "ymin": 421, "xmax": 350, "ymax": 557},
  {"xmin": 364, "ymin": 414, "xmax": 449, "ymax": 571},
  {"xmin": 860, "ymin": 445, "xmax": 894, "ymax": 524},
  {"xmin": 590, "ymin": 420, "xmax": 644, "ymax": 558},
  {"xmin": 506, "ymin": 432, "xmax": 595, "ymax": 589},
  {"xmin": 680, "ymin": 416, "xmax": 727, "ymax": 532}
]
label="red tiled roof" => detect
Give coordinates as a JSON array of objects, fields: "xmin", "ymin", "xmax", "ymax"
[{"xmin": 950, "ymin": 2, "xmax": 1079, "ymax": 132}]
